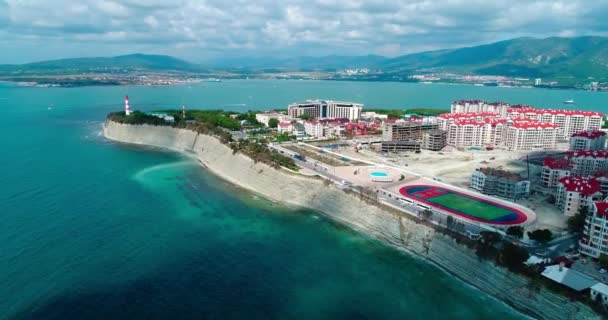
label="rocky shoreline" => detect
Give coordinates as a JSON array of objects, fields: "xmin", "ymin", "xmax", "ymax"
[{"xmin": 103, "ymin": 120, "xmax": 600, "ymax": 320}]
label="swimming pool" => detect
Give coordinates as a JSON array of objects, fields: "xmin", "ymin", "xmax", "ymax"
[{"xmin": 370, "ymin": 171, "xmax": 388, "ymax": 177}]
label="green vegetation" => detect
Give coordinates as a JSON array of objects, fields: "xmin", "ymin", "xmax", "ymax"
[
  {"xmin": 527, "ymin": 229, "xmax": 553, "ymax": 243},
  {"xmin": 367, "ymin": 108, "xmax": 448, "ymax": 119},
  {"xmin": 108, "ymin": 109, "xmax": 297, "ymax": 171},
  {"xmin": 229, "ymin": 138, "xmax": 298, "ymax": 171},
  {"xmin": 506, "ymin": 226, "xmax": 524, "ymax": 239},
  {"xmin": 267, "ymin": 118, "xmax": 280, "ymax": 128},
  {"xmin": 108, "ymin": 111, "xmax": 169, "ymax": 125},
  {"xmin": 499, "ymin": 242, "xmax": 529, "ymax": 272},
  {"xmin": 426, "ymin": 193, "xmax": 513, "ymax": 220},
  {"xmin": 600, "ymin": 254, "xmax": 608, "ymax": 269},
  {"xmin": 567, "ymin": 207, "xmax": 588, "ymax": 234}
]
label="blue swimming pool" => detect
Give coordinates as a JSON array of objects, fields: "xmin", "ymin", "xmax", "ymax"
[{"xmin": 370, "ymin": 171, "xmax": 388, "ymax": 177}]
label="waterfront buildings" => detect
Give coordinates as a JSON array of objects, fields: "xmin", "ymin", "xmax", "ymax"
[
  {"xmin": 590, "ymin": 282, "xmax": 608, "ymax": 304},
  {"xmin": 566, "ymin": 150, "xmax": 608, "ymax": 176},
  {"xmin": 381, "ymin": 140, "xmax": 421, "ymax": 153},
  {"xmin": 382, "ymin": 121, "xmax": 439, "ymax": 142},
  {"xmin": 506, "ymin": 107, "xmax": 603, "ymax": 139},
  {"xmin": 256, "ymin": 111, "xmax": 293, "ymax": 127},
  {"xmin": 502, "ymin": 121, "xmax": 559, "ymax": 150},
  {"xmin": 569, "ymin": 130, "xmax": 607, "ymax": 151},
  {"xmin": 556, "ymin": 176, "xmax": 603, "ymax": 216},
  {"xmin": 579, "ymin": 201, "xmax": 608, "ymax": 259},
  {"xmin": 450, "ymin": 100, "xmax": 511, "ymax": 117},
  {"xmin": 287, "ymin": 100, "xmax": 363, "ymax": 121},
  {"xmin": 542, "ymin": 157, "xmax": 571, "ymax": 188},
  {"xmin": 304, "ymin": 118, "xmax": 348, "ymax": 138},
  {"xmin": 422, "ymin": 130, "xmax": 447, "ymax": 151},
  {"xmin": 471, "ymin": 167, "xmax": 530, "ymax": 199}
]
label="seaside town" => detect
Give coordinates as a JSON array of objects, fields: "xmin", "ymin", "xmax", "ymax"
[
  {"xmin": 252, "ymin": 100, "xmax": 608, "ymax": 302},
  {"xmin": 113, "ymin": 96, "xmax": 608, "ymax": 315}
]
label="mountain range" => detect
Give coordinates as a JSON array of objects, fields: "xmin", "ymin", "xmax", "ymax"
[{"xmin": 1, "ymin": 36, "xmax": 607, "ymax": 82}]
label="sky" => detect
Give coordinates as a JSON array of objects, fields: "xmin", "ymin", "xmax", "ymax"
[{"xmin": 1, "ymin": 0, "xmax": 608, "ymax": 64}]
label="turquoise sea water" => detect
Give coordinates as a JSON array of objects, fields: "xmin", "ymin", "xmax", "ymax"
[{"xmin": 2, "ymin": 80, "xmax": 607, "ymax": 319}]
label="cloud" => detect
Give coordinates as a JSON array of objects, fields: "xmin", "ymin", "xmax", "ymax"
[{"xmin": 1, "ymin": 0, "xmax": 608, "ymax": 63}]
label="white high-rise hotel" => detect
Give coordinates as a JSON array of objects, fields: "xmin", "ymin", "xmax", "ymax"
[{"xmin": 287, "ymin": 100, "xmax": 363, "ymax": 121}]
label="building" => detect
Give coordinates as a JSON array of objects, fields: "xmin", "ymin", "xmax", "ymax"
[
  {"xmin": 541, "ymin": 264, "xmax": 596, "ymax": 292},
  {"xmin": 569, "ymin": 130, "xmax": 607, "ymax": 151},
  {"xmin": 506, "ymin": 107, "xmax": 603, "ymax": 139},
  {"xmin": 255, "ymin": 111, "xmax": 292, "ymax": 127},
  {"xmin": 423, "ymin": 130, "xmax": 447, "ymax": 151},
  {"xmin": 579, "ymin": 201, "xmax": 608, "ymax": 259},
  {"xmin": 502, "ymin": 120, "xmax": 558, "ymax": 150},
  {"xmin": 277, "ymin": 122, "xmax": 294, "ymax": 135},
  {"xmin": 566, "ymin": 150, "xmax": 608, "ymax": 177},
  {"xmin": 382, "ymin": 121, "xmax": 439, "ymax": 142},
  {"xmin": 471, "ymin": 167, "xmax": 530, "ymax": 199},
  {"xmin": 590, "ymin": 283, "xmax": 608, "ymax": 304},
  {"xmin": 381, "ymin": 140, "xmax": 421, "ymax": 153},
  {"xmin": 360, "ymin": 111, "xmax": 388, "ymax": 121},
  {"xmin": 437, "ymin": 112, "xmax": 501, "ymax": 131},
  {"xmin": 541, "ymin": 157, "xmax": 571, "ymax": 188},
  {"xmin": 304, "ymin": 118, "xmax": 348, "ymax": 138},
  {"xmin": 556, "ymin": 176, "xmax": 603, "ymax": 216},
  {"xmin": 450, "ymin": 100, "xmax": 511, "ymax": 117},
  {"xmin": 287, "ymin": 100, "xmax": 363, "ymax": 121}
]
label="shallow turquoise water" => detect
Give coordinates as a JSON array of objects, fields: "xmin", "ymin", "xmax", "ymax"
[{"xmin": 4, "ymin": 80, "xmax": 605, "ymax": 319}]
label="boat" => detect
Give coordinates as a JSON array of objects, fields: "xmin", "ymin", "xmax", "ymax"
[
  {"xmin": 563, "ymin": 99, "xmax": 575, "ymax": 104},
  {"xmin": 206, "ymin": 78, "xmax": 221, "ymax": 82}
]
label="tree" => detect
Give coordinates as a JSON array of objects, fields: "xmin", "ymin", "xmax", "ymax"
[
  {"xmin": 600, "ymin": 253, "xmax": 608, "ymax": 269},
  {"xmin": 527, "ymin": 229, "xmax": 553, "ymax": 244},
  {"xmin": 420, "ymin": 209, "xmax": 433, "ymax": 221},
  {"xmin": 268, "ymin": 118, "xmax": 280, "ymax": 129},
  {"xmin": 479, "ymin": 231, "xmax": 502, "ymax": 247},
  {"xmin": 567, "ymin": 207, "xmax": 588, "ymax": 234},
  {"xmin": 506, "ymin": 226, "xmax": 524, "ymax": 239},
  {"xmin": 500, "ymin": 242, "xmax": 529, "ymax": 271}
]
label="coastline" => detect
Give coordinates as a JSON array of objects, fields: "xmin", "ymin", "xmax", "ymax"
[{"xmin": 103, "ymin": 120, "xmax": 601, "ymax": 320}]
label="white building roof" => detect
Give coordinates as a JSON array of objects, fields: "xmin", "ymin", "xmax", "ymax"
[
  {"xmin": 541, "ymin": 265, "xmax": 597, "ymax": 291},
  {"xmin": 591, "ymin": 282, "xmax": 608, "ymax": 295}
]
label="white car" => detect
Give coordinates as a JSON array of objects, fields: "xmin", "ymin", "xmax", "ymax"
[{"xmin": 600, "ymin": 268, "xmax": 607, "ymax": 274}]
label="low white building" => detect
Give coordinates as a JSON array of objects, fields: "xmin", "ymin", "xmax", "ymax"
[
  {"xmin": 590, "ymin": 282, "xmax": 608, "ymax": 304},
  {"xmin": 256, "ymin": 111, "xmax": 293, "ymax": 127},
  {"xmin": 556, "ymin": 176, "xmax": 604, "ymax": 216},
  {"xmin": 277, "ymin": 122, "xmax": 294, "ymax": 135},
  {"xmin": 566, "ymin": 150, "xmax": 608, "ymax": 177},
  {"xmin": 471, "ymin": 167, "xmax": 530, "ymax": 199}
]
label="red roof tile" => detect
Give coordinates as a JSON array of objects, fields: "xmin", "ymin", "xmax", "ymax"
[
  {"xmin": 558, "ymin": 176, "xmax": 601, "ymax": 195},
  {"xmin": 595, "ymin": 202, "xmax": 608, "ymax": 217},
  {"xmin": 566, "ymin": 150, "xmax": 608, "ymax": 159},
  {"xmin": 571, "ymin": 130, "xmax": 607, "ymax": 139},
  {"xmin": 544, "ymin": 157, "xmax": 571, "ymax": 170}
]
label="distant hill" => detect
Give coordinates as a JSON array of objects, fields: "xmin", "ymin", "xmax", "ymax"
[
  {"xmin": 0, "ymin": 54, "xmax": 204, "ymax": 74},
  {"xmin": 381, "ymin": 36, "xmax": 608, "ymax": 80},
  {"xmin": 2, "ymin": 36, "xmax": 607, "ymax": 83},
  {"xmin": 207, "ymin": 55, "xmax": 388, "ymax": 70}
]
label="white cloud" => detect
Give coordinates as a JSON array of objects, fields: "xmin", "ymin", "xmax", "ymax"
[{"xmin": 1, "ymin": 0, "xmax": 608, "ymax": 63}]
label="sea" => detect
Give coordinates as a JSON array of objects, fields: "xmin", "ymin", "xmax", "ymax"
[{"xmin": 2, "ymin": 80, "xmax": 608, "ymax": 319}]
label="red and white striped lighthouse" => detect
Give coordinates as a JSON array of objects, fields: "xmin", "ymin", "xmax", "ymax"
[{"xmin": 125, "ymin": 95, "xmax": 131, "ymax": 116}]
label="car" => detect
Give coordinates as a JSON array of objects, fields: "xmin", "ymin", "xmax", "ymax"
[
  {"xmin": 566, "ymin": 253, "xmax": 580, "ymax": 259},
  {"xmin": 581, "ymin": 258, "xmax": 588, "ymax": 264},
  {"xmin": 600, "ymin": 269, "xmax": 607, "ymax": 274}
]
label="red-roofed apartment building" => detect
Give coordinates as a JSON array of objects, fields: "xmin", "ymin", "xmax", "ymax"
[
  {"xmin": 506, "ymin": 108, "xmax": 603, "ymax": 139},
  {"xmin": 579, "ymin": 201, "xmax": 608, "ymax": 258},
  {"xmin": 566, "ymin": 150, "xmax": 608, "ymax": 176},
  {"xmin": 569, "ymin": 130, "xmax": 607, "ymax": 151},
  {"xmin": 542, "ymin": 157, "xmax": 571, "ymax": 188},
  {"xmin": 556, "ymin": 176, "xmax": 604, "ymax": 216}
]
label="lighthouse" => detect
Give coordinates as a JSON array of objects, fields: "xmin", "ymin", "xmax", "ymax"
[{"xmin": 125, "ymin": 95, "xmax": 131, "ymax": 116}]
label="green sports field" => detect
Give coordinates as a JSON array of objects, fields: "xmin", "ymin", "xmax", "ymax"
[{"xmin": 428, "ymin": 193, "xmax": 513, "ymax": 220}]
